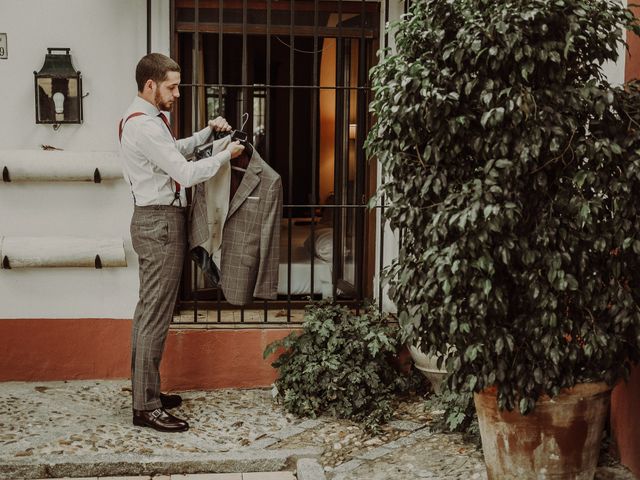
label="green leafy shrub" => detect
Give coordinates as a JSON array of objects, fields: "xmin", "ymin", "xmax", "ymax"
[
  {"xmin": 366, "ymin": 0, "xmax": 640, "ymax": 414},
  {"xmin": 264, "ymin": 302, "xmax": 417, "ymax": 430},
  {"xmin": 424, "ymin": 385, "xmax": 480, "ymax": 445}
]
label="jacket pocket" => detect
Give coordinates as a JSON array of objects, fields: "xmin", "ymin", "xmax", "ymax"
[
  {"xmin": 241, "ymin": 252, "xmax": 258, "ymax": 268},
  {"xmin": 241, "ymin": 196, "xmax": 261, "ymax": 225}
]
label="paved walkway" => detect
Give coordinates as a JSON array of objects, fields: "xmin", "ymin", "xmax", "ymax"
[
  {"xmin": 0, "ymin": 380, "xmax": 636, "ymax": 480},
  {"xmin": 41, "ymin": 474, "xmax": 295, "ymax": 479}
]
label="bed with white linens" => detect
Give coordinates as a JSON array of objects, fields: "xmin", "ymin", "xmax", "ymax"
[{"xmin": 277, "ymin": 220, "xmax": 333, "ymax": 298}]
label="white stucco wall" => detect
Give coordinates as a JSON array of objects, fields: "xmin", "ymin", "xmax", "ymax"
[
  {"xmin": 602, "ymin": 0, "xmax": 628, "ymax": 85},
  {"xmin": 373, "ymin": 0, "xmax": 406, "ymax": 313},
  {"xmin": 0, "ymin": 0, "xmax": 170, "ymax": 318},
  {"xmin": 603, "ymin": 44, "xmax": 628, "ymax": 85}
]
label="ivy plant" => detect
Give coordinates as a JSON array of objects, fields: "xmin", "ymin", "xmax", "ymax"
[
  {"xmin": 264, "ymin": 302, "xmax": 418, "ymax": 430},
  {"xmin": 366, "ymin": 0, "xmax": 640, "ymax": 414}
]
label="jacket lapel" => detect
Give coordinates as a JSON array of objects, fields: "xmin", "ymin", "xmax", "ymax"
[{"xmin": 227, "ymin": 153, "xmax": 262, "ymax": 219}]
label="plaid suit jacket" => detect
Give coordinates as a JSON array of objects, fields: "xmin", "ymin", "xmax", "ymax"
[{"xmin": 190, "ymin": 147, "xmax": 282, "ymax": 306}]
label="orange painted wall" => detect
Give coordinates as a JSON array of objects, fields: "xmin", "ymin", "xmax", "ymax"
[
  {"xmin": 0, "ymin": 319, "xmax": 131, "ymax": 381},
  {"xmin": 612, "ymin": 12, "xmax": 640, "ymax": 477},
  {"xmin": 0, "ymin": 319, "xmax": 296, "ymax": 391},
  {"xmin": 627, "ymin": 5, "xmax": 640, "ymax": 81},
  {"xmin": 319, "ymin": 37, "xmax": 337, "ymax": 206},
  {"xmin": 611, "ymin": 366, "xmax": 640, "ymax": 478},
  {"xmin": 161, "ymin": 327, "xmax": 293, "ymax": 391}
]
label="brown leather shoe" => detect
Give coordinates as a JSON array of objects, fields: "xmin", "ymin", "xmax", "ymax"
[
  {"xmin": 160, "ymin": 393, "xmax": 182, "ymax": 409},
  {"xmin": 133, "ymin": 408, "xmax": 189, "ymax": 432}
]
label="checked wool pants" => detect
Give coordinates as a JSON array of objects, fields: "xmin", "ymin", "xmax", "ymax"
[{"xmin": 130, "ymin": 204, "xmax": 186, "ymax": 410}]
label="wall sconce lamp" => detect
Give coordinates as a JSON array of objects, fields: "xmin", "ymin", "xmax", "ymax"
[{"xmin": 34, "ymin": 48, "xmax": 83, "ymax": 130}]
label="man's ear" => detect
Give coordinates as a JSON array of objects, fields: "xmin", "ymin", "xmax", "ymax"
[{"xmin": 144, "ymin": 79, "xmax": 155, "ymax": 92}]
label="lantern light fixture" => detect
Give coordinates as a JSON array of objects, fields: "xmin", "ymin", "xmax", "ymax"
[{"xmin": 34, "ymin": 48, "xmax": 83, "ymax": 130}]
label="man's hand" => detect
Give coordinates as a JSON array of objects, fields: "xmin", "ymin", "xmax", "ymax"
[
  {"xmin": 209, "ymin": 116, "xmax": 232, "ymax": 133},
  {"xmin": 226, "ymin": 140, "xmax": 245, "ymax": 159}
]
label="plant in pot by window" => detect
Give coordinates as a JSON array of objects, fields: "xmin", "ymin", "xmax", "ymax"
[
  {"xmin": 407, "ymin": 343, "xmax": 449, "ymax": 394},
  {"xmin": 366, "ymin": 0, "xmax": 640, "ymax": 478}
]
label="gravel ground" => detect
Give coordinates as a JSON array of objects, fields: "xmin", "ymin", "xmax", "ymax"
[
  {"xmin": 0, "ymin": 381, "xmax": 295, "ymax": 459},
  {"xmin": 0, "ymin": 380, "xmax": 637, "ymax": 480},
  {"xmin": 267, "ymin": 394, "xmax": 636, "ymax": 480}
]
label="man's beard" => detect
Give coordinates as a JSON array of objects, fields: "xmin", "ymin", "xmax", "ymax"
[{"xmin": 154, "ymin": 90, "xmax": 173, "ymax": 111}]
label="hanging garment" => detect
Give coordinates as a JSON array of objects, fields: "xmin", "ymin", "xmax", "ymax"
[
  {"xmin": 189, "ymin": 135, "xmax": 232, "ymax": 254},
  {"xmin": 188, "ymin": 136, "xmax": 231, "ymax": 286},
  {"xmin": 190, "ymin": 144, "xmax": 283, "ymax": 305}
]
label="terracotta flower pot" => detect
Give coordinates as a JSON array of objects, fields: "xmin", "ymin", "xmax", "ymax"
[{"xmin": 474, "ymin": 382, "xmax": 612, "ymax": 480}]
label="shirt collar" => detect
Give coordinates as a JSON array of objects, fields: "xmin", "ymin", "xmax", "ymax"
[{"xmin": 131, "ymin": 95, "xmax": 165, "ymax": 118}]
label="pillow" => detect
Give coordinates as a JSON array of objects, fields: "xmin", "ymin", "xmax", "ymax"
[{"xmin": 304, "ymin": 227, "xmax": 333, "ymax": 263}]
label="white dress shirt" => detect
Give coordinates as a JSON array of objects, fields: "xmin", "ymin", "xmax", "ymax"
[{"xmin": 119, "ymin": 96, "xmax": 231, "ymax": 207}]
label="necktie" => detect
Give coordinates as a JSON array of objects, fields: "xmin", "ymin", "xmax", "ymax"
[{"xmin": 158, "ymin": 112, "xmax": 181, "ymax": 204}]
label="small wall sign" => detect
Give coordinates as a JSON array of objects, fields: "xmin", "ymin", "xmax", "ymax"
[{"xmin": 0, "ymin": 34, "xmax": 7, "ymax": 59}]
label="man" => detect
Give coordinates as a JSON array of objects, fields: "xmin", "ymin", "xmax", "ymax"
[{"xmin": 119, "ymin": 53, "xmax": 244, "ymax": 432}]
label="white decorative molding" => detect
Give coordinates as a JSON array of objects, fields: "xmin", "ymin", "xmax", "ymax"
[
  {"xmin": 0, "ymin": 236, "xmax": 127, "ymax": 268},
  {"xmin": 0, "ymin": 149, "xmax": 123, "ymax": 182}
]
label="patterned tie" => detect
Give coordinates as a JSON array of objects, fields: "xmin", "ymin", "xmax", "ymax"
[{"xmin": 158, "ymin": 112, "xmax": 181, "ymax": 204}]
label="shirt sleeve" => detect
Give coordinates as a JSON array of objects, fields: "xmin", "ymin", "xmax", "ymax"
[
  {"xmin": 136, "ymin": 118, "xmax": 230, "ymax": 188},
  {"xmin": 175, "ymin": 126, "xmax": 212, "ymax": 156}
]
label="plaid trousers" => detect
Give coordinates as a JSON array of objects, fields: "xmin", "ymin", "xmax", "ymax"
[{"xmin": 130, "ymin": 205, "xmax": 186, "ymax": 410}]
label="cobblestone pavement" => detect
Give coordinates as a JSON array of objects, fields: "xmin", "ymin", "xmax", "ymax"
[
  {"xmin": 0, "ymin": 380, "xmax": 636, "ymax": 479},
  {"xmin": 41, "ymin": 474, "xmax": 296, "ymax": 479}
]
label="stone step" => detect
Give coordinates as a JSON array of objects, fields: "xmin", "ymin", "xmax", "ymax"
[
  {"xmin": 40, "ymin": 474, "xmax": 296, "ymax": 480},
  {"xmin": 0, "ymin": 448, "xmax": 322, "ymax": 480},
  {"xmin": 41, "ymin": 473, "xmax": 297, "ymax": 480}
]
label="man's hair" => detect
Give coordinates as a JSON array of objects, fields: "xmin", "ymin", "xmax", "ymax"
[{"xmin": 135, "ymin": 53, "xmax": 181, "ymax": 92}]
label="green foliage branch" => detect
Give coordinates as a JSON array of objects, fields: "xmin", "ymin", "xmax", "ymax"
[
  {"xmin": 424, "ymin": 384, "xmax": 480, "ymax": 445},
  {"xmin": 366, "ymin": 0, "xmax": 640, "ymax": 413},
  {"xmin": 264, "ymin": 302, "xmax": 418, "ymax": 430}
]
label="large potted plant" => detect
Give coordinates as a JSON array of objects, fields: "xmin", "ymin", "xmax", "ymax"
[{"xmin": 367, "ymin": 0, "xmax": 640, "ymax": 478}]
